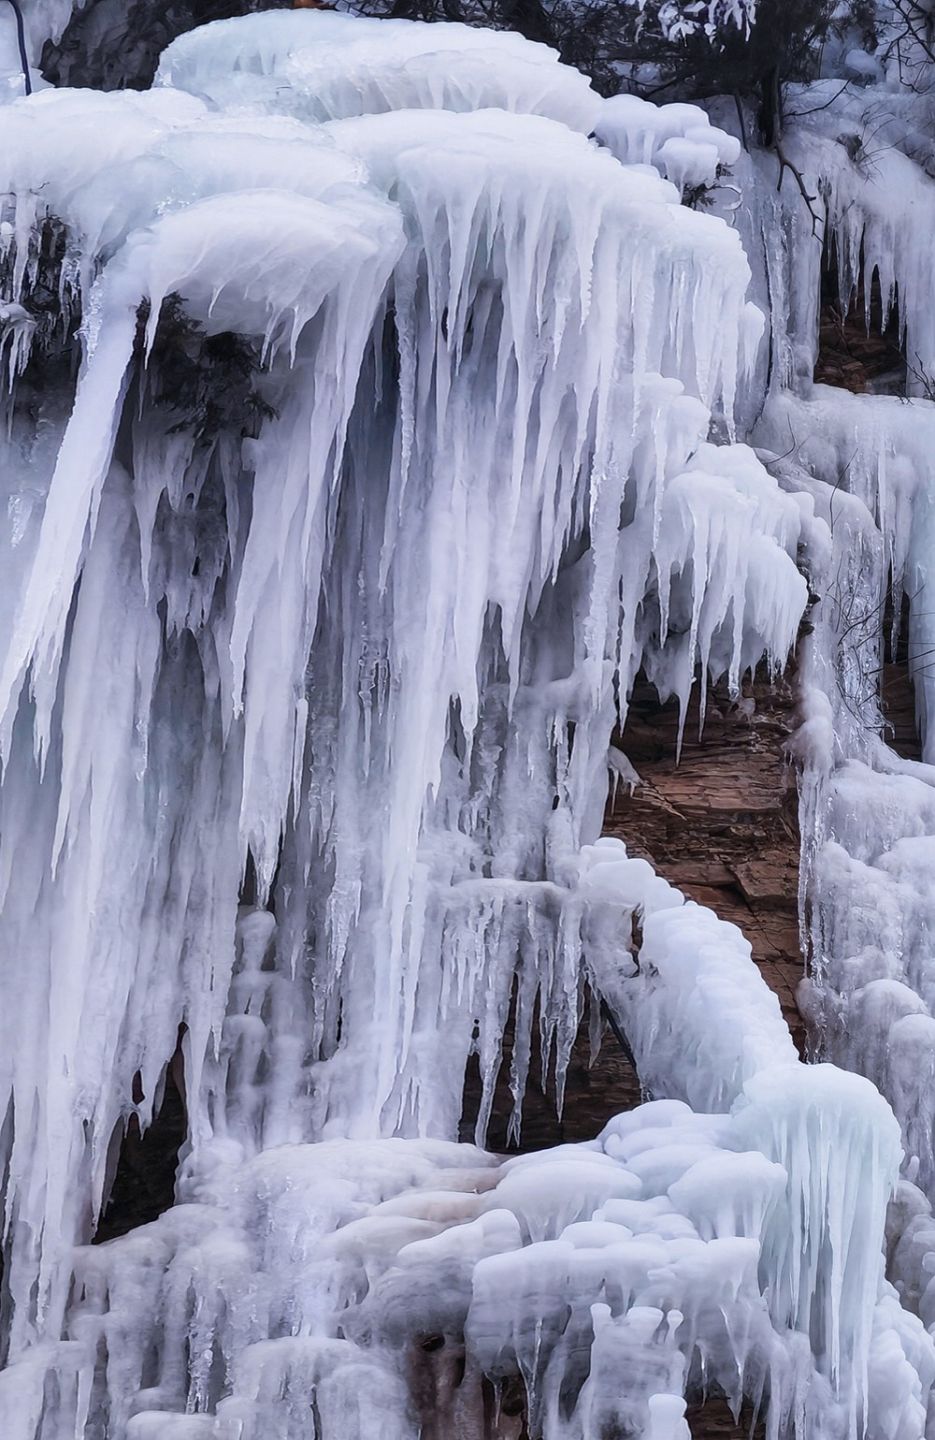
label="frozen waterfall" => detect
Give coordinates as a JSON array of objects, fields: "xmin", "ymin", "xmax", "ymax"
[{"xmin": 1, "ymin": 9, "xmax": 934, "ymax": 1440}]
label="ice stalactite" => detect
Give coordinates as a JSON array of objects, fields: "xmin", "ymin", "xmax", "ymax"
[
  {"xmin": 0, "ymin": 10, "xmax": 928, "ymax": 1439},
  {"xmin": 737, "ymin": 85, "xmax": 935, "ymax": 1169},
  {"xmin": 694, "ymin": 37, "xmax": 935, "ymax": 1386},
  {"xmin": 753, "ymin": 402, "xmax": 935, "ymax": 1428},
  {"xmin": 756, "ymin": 392, "xmax": 935, "ymax": 1219}
]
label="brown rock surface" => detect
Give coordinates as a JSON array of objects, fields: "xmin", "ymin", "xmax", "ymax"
[
  {"xmin": 606, "ymin": 667, "xmax": 806, "ymax": 1055},
  {"xmin": 814, "ymin": 262, "xmax": 906, "ymax": 396}
]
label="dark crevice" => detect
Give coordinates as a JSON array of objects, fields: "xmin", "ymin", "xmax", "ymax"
[
  {"xmin": 686, "ymin": 1391, "xmax": 767, "ymax": 1440},
  {"xmin": 814, "ymin": 245, "xmax": 906, "ymax": 394},
  {"xmin": 883, "ymin": 589, "xmax": 923, "ymax": 761},
  {"xmin": 93, "ymin": 1030, "xmax": 188, "ymax": 1244},
  {"xmin": 459, "ymin": 988, "xmax": 641, "ymax": 1155},
  {"xmin": 240, "ymin": 848, "xmax": 261, "ymax": 908}
]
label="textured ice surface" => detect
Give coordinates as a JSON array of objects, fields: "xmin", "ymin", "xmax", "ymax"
[
  {"xmin": 717, "ymin": 48, "xmax": 935, "ymax": 1405},
  {"xmin": 0, "ymin": 8, "xmax": 931, "ymax": 1439},
  {"xmin": 760, "ymin": 397, "xmax": 935, "ymax": 1207},
  {"xmin": 0, "ymin": 1058, "xmax": 910, "ymax": 1440},
  {"xmin": 157, "ymin": 11, "xmax": 602, "ymax": 130},
  {"xmin": 596, "ymin": 96, "xmax": 741, "ymax": 194}
]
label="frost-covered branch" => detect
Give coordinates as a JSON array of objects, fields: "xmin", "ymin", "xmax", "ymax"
[{"xmin": 616, "ymin": 0, "xmax": 758, "ymax": 46}]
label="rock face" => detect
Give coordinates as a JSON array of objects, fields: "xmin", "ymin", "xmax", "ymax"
[
  {"xmin": 606, "ymin": 668, "xmax": 806, "ymax": 1053},
  {"xmin": 460, "ymin": 651, "xmax": 803, "ymax": 1440},
  {"xmin": 40, "ymin": 0, "xmax": 282, "ymax": 90}
]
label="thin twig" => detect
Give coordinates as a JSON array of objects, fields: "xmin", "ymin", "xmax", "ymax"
[
  {"xmin": 785, "ymin": 80, "xmax": 851, "ymax": 120},
  {"xmin": 775, "ymin": 144, "xmax": 824, "ymax": 237}
]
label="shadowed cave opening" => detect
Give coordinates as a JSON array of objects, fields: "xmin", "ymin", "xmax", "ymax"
[
  {"xmin": 814, "ymin": 245, "xmax": 906, "ymax": 395},
  {"xmin": 459, "ymin": 986, "xmax": 642, "ymax": 1155},
  {"xmin": 94, "ymin": 1031, "xmax": 188, "ymax": 1245}
]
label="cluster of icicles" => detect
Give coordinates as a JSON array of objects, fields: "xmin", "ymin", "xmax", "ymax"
[
  {"xmin": 722, "ymin": 31, "xmax": 935, "ymax": 1398},
  {"xmin": 0, "ymin": 10, "xmax": 932, "ymax": 1440}
]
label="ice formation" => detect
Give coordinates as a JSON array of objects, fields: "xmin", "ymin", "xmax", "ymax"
[
  {"xmin": 3, "ymin": 6, "xmax": 935, "ymax": 1439},
  {"xmin": 729, "ymin": 32, "xmax": 935, "ymax": 1242},
  {"xmin": 726, "ymin": 18, "xmax": 935, "ymax": 1418},
  {"xmin": 595, "ymin": 96, "xmax": 742, "ymax": 197}
]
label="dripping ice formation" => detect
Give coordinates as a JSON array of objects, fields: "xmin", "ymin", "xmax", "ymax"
[
  {"xmin": 0, "ymin": 8, "xmax": 934, "ymax": 1439},
  {"xmin": 728, "ymin": 24, "xmax": 935, "ymax": 1335}
]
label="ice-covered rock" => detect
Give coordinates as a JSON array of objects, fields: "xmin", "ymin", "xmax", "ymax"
[{"xmin": 1, "ymin": 8, "xmax": 929, "ymax": 1438}]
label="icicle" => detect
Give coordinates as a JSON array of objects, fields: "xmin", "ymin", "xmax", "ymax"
[{"xmin": 1, "ymin": 11, "xmax": 924, "ymax": 1439}]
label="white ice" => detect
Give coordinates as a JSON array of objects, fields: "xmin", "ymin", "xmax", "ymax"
[{"xmin": 1, "ymin": 7, "xmax": 932, "ymax": 1440}]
